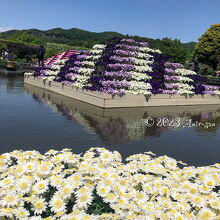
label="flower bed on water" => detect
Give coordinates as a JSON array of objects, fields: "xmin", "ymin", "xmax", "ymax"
[
  {"xmin": 0, "ymin": 148, "xmax": 219, "ymax": 219},
  {"xmin": 25, "ymin": 37, "xmax": 220, "ymax": 96}
]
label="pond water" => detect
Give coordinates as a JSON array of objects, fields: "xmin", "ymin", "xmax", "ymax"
[{"xmin": 0, "ymin": 75, "xmax": 220, "ymax": 166}]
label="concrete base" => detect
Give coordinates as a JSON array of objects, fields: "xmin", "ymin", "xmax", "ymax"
[{"xmin": 24, "ymin": 76, "xmax": 220, "ymax": 108}]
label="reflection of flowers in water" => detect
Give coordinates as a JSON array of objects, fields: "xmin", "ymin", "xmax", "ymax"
[
  {"xmin": 97, "ymin": 118, "xmax": 130, "ymax": 144},
  {"xmin": 55, "ymin": 105, "xmax": 96, "ymax": 134},
  {"xmin": 126, "ymin": 119, "xmax": 146, "ymax": 140},
  {"xmin": 70, "ymin": 110, "xmax": 96, "ymax": 134},
  {"xmin": 30, "ymin": 91, "xmax": 220, "ymax": 143}
]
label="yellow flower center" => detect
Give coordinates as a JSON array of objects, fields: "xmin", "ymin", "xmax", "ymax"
[
  {"xmin": 5, "ymin": 195, "xmax": 15, "ymax": 203},
  {"xmin": 107, "ymin": 193, "xmax": 115, "ymax": 200},
  {"xmin": 18, "ymin": 210, "xmax": 26, "ymax": 218},
  {"xmin": 79, "ymin": 195, "xmax": 88, "ymax": 202},
  {"xmin": 19, "ymin": 182, "xmax": 28, "ymax": 189},
  {"xmin": 35, "ymin": 201, "xmax": 43, "ymax": 209},
  {"xmin": 54, "ymin": 200, "xmax": 63, "ymax": 209},
  {"xmin": 37, "ymin": 183, "xmax": 45, "ymax": 189}
]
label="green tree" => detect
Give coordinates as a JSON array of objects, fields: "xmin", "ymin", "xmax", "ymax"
[
  {"xmin": 159, "ymin": 38, "xmax": 190, "ymax": 63},
  {"xmin": 8, "ymin": 32, "xmax": 45, "ymax": 45},
  {"xmin": 194, "ymin": 23, "xmax": 220, "ymax": 70},
  {"xmin": 0, "ymin": 41, "xmax": 7, "ymax": 50}
]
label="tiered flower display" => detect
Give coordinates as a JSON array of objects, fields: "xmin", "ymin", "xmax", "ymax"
[
  {"xmin": 54, "ymin": 45, "xmax": 105, "ymax": 87},
  {"xmin": 162, "ymin": 62, "xmax": 196, "ymax": 95},
  {"xmin": 86, "ymin": 37, "xmax": 155, "ymax": 95},
  {"xmin": 148, "ymin": 52, "xmax": 169, "ymax": 94},
  {"xmin": 0, "ymin": 148, "xmax": 219, "ymax": 219},
  {"xmin": 189, "ymin": 74, "xmax": 220, "ymax": 95},
  {"xmin": 25, "ymin": 37, "xmax": 220, "ymax": 96},
  {"xmin": 25, "ymin": 50, "xmax": 77, "ymax": 82},
  {"xmin": 44, "ymin": 50, "xmax": 77, "ymax": 67}
]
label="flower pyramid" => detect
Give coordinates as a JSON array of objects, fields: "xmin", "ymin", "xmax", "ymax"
[
  {"xmin": 25, "ymin": 50, "xmax": 77, "ymax": 81},
  {"xmin": 44, "ymin": 50, "xmax": 77, "ymax": 66},
  {"xmin": 25, "ymin": 37, "xmax": 220, "ymax": 96},
  {"xmin": 161, "ymin": 62, "xmax": 196, "ymax": 95},
  {"xmin": 85, "ymin": 37, "xmax": 155, "ymax": 95},
  {"xmin": 147, "ymin": 52, "xmax": 169, "ymax": 94},
  {"xmin": 54, "ymin": 45, "xmax": 105, "ymax": 88}
]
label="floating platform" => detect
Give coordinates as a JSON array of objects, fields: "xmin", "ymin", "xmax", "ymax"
[{"xmin": 24, "ymin": 76, "xmax": 220, "ymax": 108}]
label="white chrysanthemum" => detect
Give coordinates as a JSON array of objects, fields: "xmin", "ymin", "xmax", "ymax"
[
  {"xmin": 137, "ymin": 52, "xmax": 154, "ymax": 59},
  {"xmin": 50, "ymin": 196, "xmax": 66, "ymax": 213},
  {"xmin": 61, "ymin": 213, "xmax": 94, "ymax": 220},
  {"xmin": 76, "ymin": 193, "xmax": 93, "ymax": 208},
  {"xmin": 0, "ymin": 207, "xmax": 14, "ymax": 218},
  {"xmin": 34, "ymin": 180, "xmax": 49, "ymax": 194},
  {"xmin": 92, "ymin": 44, "xmax": 106, "ymax": 50},
  {"xmin": 24, "ymin": 162, "xmax": 36, "ymax": 173},
  {"xmin": 76, "ymin": 187, "xmax": 92, "ymax": 197},
  {"xmin": 67, "ymin": 174, "xmax": 81, "ymax": 188},
  {"xmin": 45, "ymin": 149, "xmax": 59, "ymax": 156},
  {"xmin": 87, "ymin": 55, "xmax": 101, "ymax": 61},
  {"xmin": 209, "ymin": 199, "xmax": 220, "ymax": 210},
  {"xmin": 198, "ymin": 208, "xmax": 216, "ymax": 220},
  {"xmin": 103, "ymin": 192, "xmax": 118, "ymax": 203},
  {"xmin": 78, "ymin": 68, "xmax": 93, "ymax": 75},
  {"xmin": 33, "ymin": 198, "xmax": 47, "ymax": 215},
  {"xmin": 97, "ymin": 184, "xmax": 111, "ymax": 197},
  {"xmin": 37, "ymin": 162, "xmax": 53, "ymax": 176},
  {"xmin": 90, "ymin": 49, "xmax": 103, "ymax": 55},
  {"xmin": 131, "ymin": 72, "xmax": 151, "ymax": 81},
  {"xmin": 134, "ymin": 191, "xmax": 148, "ymax": 203},
  {"xmin": 62, "ymin": 153, "xmax": 78, "ymax": 164},
  {"xmin": 2, "ymin": 194, "xmax": 19, "ymax": 207},
  {"xmin": 164, "ymin": 158, "xmax": 177, "ymax": 170},
  {"xmin": 15, "ymin": 207, "xmax": 29, "ymax": 219},
  {"xmin": 82, "ymin": 61, "xmax": 95, "ymax": 67},
  {"xmin": 16, "ymin": 178, "xmax": 31, "ymax": 194},
  {"xmin": 98, "ymin": 169, "xmax": 112, "ymax": 179},
  {"xmin": 199, "ymin": 185, "xmax": 212, "ymax": 194},
  {"xmin": 83, "ymin": 151, "xmax": 95, "ymax": 160},
  {"xmin": 100, "ymin": 151, "xmax": 113, "ymax": 163},
  {"xmin": 0, "ymin": 176, "xmax": 14, "ymax": 188},
  {"xmin": 176, "ymin": 68, "xmax": 197, "ymax": 76},
  {"xmin": 191, "ymin": 196, "xmax": 205, "ymax": 207},
  {"xmin": 204, "ymin": 177, "xmax": 216, "ymax": 188},
  {"xmin": 134, "ymin": 65, "xmax": 152, "ymax": 73},
  {"xmin": 178, "ymin": 76, "xmax": 193, "ymax": 82},
  {"xmin": 59, "ymin": 184, "xmax": 74, "ymax": 199}
]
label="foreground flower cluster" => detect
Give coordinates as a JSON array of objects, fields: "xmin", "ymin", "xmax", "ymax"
[{"xmin": 0, "ymin": 148, "xmax": 219, "ymax": 220}]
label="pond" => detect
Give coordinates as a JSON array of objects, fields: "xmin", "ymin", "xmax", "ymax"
[{"xmin": 0, "ymin": 75, "xmax": 220, "ymax": 166}]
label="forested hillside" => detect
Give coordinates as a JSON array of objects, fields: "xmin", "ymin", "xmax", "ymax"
[{"xmin": 0, "ymin": 28, "xmax": 196, "ymax": 63}]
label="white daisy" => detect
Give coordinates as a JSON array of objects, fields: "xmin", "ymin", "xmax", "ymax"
[
  {"xmin": 16, "ymin": 178, "xmax": 31, "ymax": 194},
  {"xmin": 50, "ymin": 196, "xmax": 66, "ymax": 213},
  {"xmin": 0, "ymin": 207, "xmax": 14, "ymax": 218},
  {"xmin": 198, "ymin": 208, "xmax": 216, "ymax": 220},
  {"xmin": 76, "ymin": 192, "xmax": 93, "ymax": 209},
  {"xmin": 24, "ymin": 162, "xmax": 36, "ymax": 173},
  {"xmin": 33, "ymin": 198, "xmax": 47, "ymax": 215},
  {"xmin": 2, "ymin": 193, "xmax": 19, "ymax": 207},
  {"xmin": 34, "ymin": 180, "xmax": 49, "ymax": 194},
  {"xmin": 96, "ymin": 184, "xmax": 111, "ymax": 197},
  {"xmin": 15, "ymin": 207, "xmax": 29, "ymax": 219},
  {"xmin": 0, "ymin": 176, "xmax": 14, "ymax": 188}
]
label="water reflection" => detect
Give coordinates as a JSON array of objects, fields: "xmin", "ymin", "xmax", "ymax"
[
  {"xmin": 1, "ymin": 75, "xmax": 220, "ymax": 165},
  {"xmin": 0, "ymin": 75, "xmax": 24, "ymax": 93},
  {"xmin": 25, "ymin": 83, "xmax": 220, "ymax": 145}
]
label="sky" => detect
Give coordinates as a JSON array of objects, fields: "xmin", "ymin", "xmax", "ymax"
[{"xmin": 0, "ymin": 0, "xmax": 219, "ymax": 43}]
